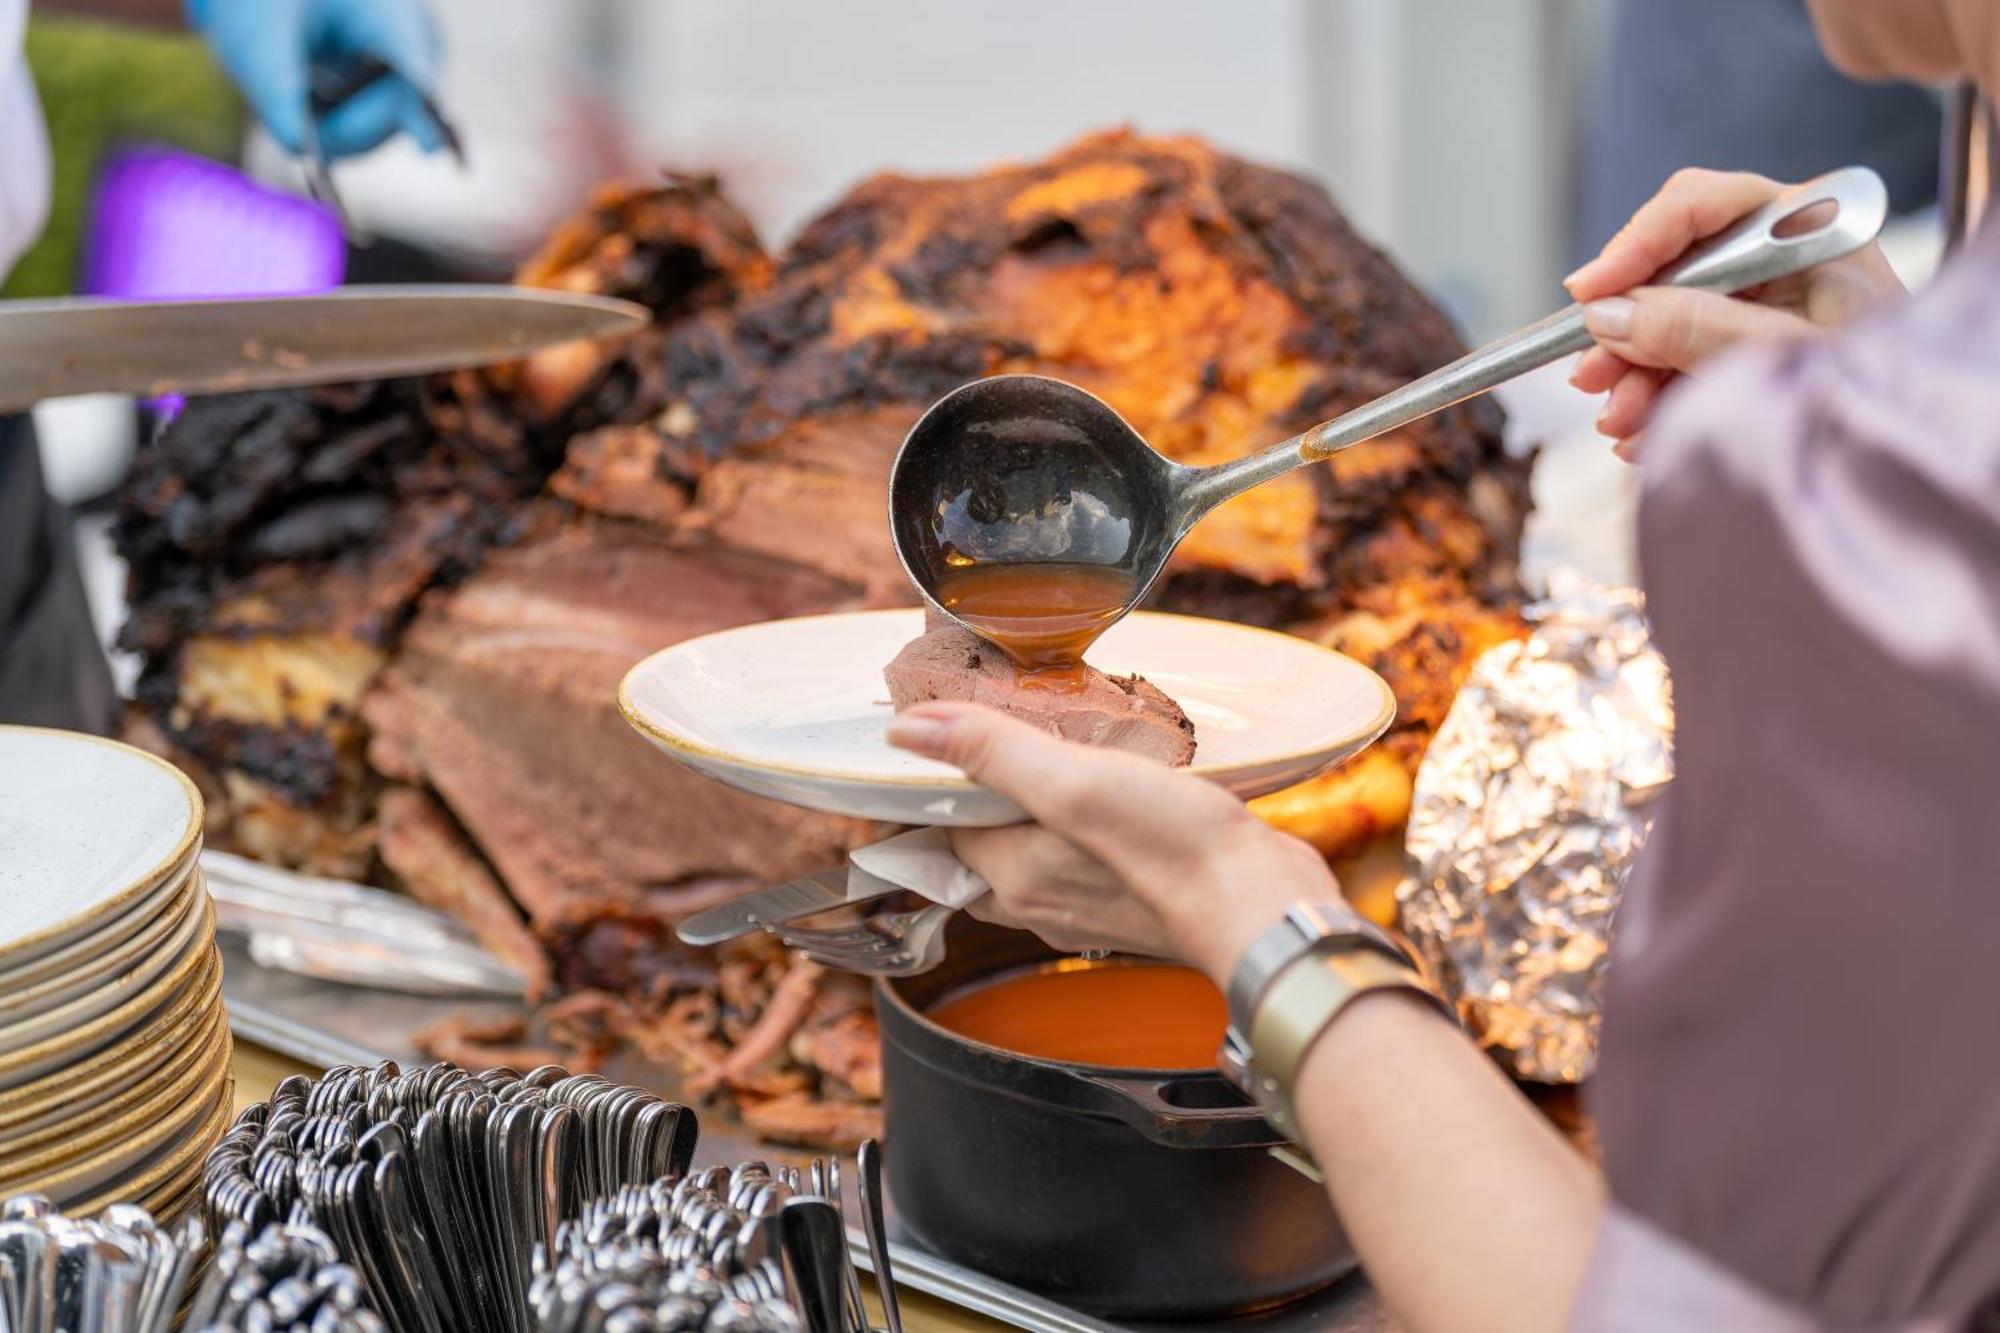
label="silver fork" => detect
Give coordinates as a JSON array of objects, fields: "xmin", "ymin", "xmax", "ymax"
[{"xmin": 771, "ymin": 902, "xmax": 954, "ymax": 977}]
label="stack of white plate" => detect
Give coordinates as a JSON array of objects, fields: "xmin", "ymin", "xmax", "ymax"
[{"xmin": 0, "ymin": 726, "xmax": 231, "ymax": 1222}]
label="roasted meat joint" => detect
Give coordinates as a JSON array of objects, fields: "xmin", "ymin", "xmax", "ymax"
[{"xmin": 115, "ymin": 131, "xmax": 1531, "ymax": 1145}]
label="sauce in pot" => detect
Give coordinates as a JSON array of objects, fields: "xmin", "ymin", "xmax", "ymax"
[
  {"xmin": 927, "ymin": 959, "xmax": 1227, "ymax": 1070},
  {"xmin": 934, "ymin": 562, "xmax": 1134, "ymax": 687}
]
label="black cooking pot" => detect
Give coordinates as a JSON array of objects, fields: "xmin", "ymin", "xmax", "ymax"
[{"xmin": 875, "ymin": 918, "xmax": 1355, "ymax": 1318}]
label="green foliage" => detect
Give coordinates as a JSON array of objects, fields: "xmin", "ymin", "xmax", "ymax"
[{"xmin": 7, "ymin": 16, "xmax": 247, "ymax": 298}]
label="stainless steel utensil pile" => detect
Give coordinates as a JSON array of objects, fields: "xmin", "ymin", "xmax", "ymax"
[
  {"xmin": 532, "ymin": 1153, "xmax": 896, "ymax": 1333},
  {"xmin": 184, "ymin": 1220, "xmax": 381, "ymax": 1333},
  {"xmin": 202, "ymin": 1062, "xmax": 697, "ymax": 1333},
  {"xmin": 530, "ymin": 1169, "xmax": 800, "ymax": 1333},
  {"xmin": 0, "ymin": 1194, "xmax": 206, "ymax": 1333}
]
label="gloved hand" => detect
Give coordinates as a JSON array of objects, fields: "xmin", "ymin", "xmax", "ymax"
[{"xmin": 187, "ymin": 0, "xmax": 444, "ymax": 159}]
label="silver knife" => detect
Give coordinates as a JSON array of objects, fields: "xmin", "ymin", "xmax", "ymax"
[
  {"xmin": 0, "ymin": 285, "xmax": 648, "ymax": 411},
  {"xmin": 676, "ymin": 866, "xmax": 904, "ymax": 947}
]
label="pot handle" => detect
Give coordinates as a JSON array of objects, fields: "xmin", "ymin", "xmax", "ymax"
[{"xmin": 1066, "ymin": 1070, "xmax": 1290, "ymax": 1150}]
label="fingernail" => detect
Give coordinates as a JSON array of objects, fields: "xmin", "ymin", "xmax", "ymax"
[
  {"xmin": 885, "ymin": 714, "xmax": 951, "ymax": 755},
  {"xmin": 1584, "ymin": 297, "xmax": 1635, "ymax": 339}
]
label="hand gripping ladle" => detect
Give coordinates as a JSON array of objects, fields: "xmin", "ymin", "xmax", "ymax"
[{"xmin": 888, "ymin": 166, "xmax": 1887, "ymax": 648}]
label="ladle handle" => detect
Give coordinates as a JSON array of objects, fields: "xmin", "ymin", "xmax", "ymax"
[{"xmin": 1186, "ymin": 165, "xmax": 1889, "ymax": 511}]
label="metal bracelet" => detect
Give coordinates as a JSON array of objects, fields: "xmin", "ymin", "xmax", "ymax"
[
  {"xmin": 1224, "ymin": 902, "xmax": 1419, "ymax": 1039},
  {"xmin": 1241, "ymin": 949, "xmax": 1451, "ymax": 1142}
]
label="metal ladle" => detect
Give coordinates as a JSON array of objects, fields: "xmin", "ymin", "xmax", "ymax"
[{"xmin": 888, "ymin": 166, "xmax": 1888, "ymax": 640}]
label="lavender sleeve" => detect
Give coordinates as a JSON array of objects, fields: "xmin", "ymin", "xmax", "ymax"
[{"xmin": 1583, "ymin": 221, "xmax": 2000, "ymax": 1328}]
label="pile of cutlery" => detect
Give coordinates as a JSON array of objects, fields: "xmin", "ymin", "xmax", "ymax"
[
  {"xmin": 532, "ymin": 1152, "xmax": 899, "ymax": 1333},
  {"xmin": 202, "ymin": 1062, "xmax": 697, "ymax": 1333},
  {"xmin": 0, "ymin": 1195, "xmax": 205, "ymax": 1333},
  {"xmin": 530, "ymin": 1165, "xmax": 801, "ymax": 1333},
  {"xmin": 184, "ymin": 1220, "xmax": 380, "ymax": 1333}
]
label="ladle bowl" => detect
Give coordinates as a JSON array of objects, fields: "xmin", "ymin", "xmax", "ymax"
[{"xmin": 889, "ymin": 165, "xmax": 1888, "ymax": 647}]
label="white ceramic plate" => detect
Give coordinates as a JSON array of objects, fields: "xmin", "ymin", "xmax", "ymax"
[
  {"xmin": 0, "ymin": 873, "xmax": 207, "ymax": 1056},
  {"xmin": 0, "ymin": 727, "xmax": 201, "ymax": 967},
  {"xmin": 0, "ymin": 908, "xmax": 217, "ymax": 1089},
  {"xmin": 620, "ymin": 609, "xmax": 1396, "ymax": 827},
  {"xmin": 0, "ymin": 862, "xmax": 198, "ymax": 1022}
]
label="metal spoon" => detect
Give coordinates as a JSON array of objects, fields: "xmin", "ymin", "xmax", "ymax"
[
  {"xmin": 775, "ymin": 1200, "xmax": 849, "ymax": 1333},
  {"xmin": 888, "ymin": 166, "xmax": 1888, "ymax": 645},
  {"xmin": 854, "ymin": 1142, "xmax": 901, "ymax": 1333}
]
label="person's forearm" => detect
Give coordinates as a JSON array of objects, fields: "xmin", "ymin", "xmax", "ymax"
[{"xmin": 1293, "ymin": 990, "xmax": 1603, "ymax": 1333}]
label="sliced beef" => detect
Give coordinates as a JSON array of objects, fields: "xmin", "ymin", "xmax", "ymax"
[
  {"xmin": 885, "ymin": 620, "xmax": 1195, "ymax": 766},
  {"xmin": 361, "ymin": 515, "xmax": 867, "ymax": 992},
  {"xmin": 376, "ymin": 786, "xmax": 554, "ymax": 1001}
]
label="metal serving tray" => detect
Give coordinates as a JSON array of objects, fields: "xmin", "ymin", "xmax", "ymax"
[{"xmin": 219, "ymin": 937, "xmax": 1393, "ymax": 1332}]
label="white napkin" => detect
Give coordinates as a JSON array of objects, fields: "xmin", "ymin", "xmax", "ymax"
[{"xmin": 847, "ymin": 827, "xmax": 991, "ymax": 909}]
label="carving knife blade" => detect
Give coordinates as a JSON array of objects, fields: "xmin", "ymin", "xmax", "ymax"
[{"xmin": 0, "ymin": 285, "xmax": 648, "ymax": 411}]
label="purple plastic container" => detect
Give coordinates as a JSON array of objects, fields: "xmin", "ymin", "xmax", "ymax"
[{"xmin": 80, "ymin": 146, "xmax": 346, "ymax": 301}]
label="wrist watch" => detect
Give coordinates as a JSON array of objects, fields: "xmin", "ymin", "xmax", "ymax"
[{"xmin": 1217, "ymin": 903, "xmax": 1451, "ymax": 1142}]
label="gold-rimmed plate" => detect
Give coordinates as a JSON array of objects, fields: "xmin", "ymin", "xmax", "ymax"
[
  {"xmin": 0, "ymin": 1000, "xmax": 227, "ymax": 1155},
  {"xmin": 64, "ymin": 1070, "xmax": 234, "ymax": 1218},
  {"xmin": 0, "ymin": 1011, "xmax": 230, "ymax": 1190},
  {"xmin": 1, "ymin": 1014, "xmax": 230, "ymax": 1201},
  {"xmin": 620, "ymin": 608, "xmax": 1397, "ymax": 826},
  {"xmin": 0, "ymin": 853, "xmax": 195, "ymax": 1000},
  {"xmin": 0, "ymin": 871, "xmax": 207, "ymax": 1052},
  {"xmin": 0, "ymin": 918, "xmax": 217, "ymax": 1088},
  {"xmin": 0, "ymin": 939, "xmax": 222, "ymax": 1123},
  {"xmin": 0, "ymin": 727, "xmax": 202, "ymax": 968}
]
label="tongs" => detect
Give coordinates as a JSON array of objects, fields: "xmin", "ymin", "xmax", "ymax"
[
  {"xmin": 300, "ymin": 54, "xmax": 466, "ymax": 243},
  {"xmin": 203, "ymin": 850, "xmax": 526, "ymax": 997}
]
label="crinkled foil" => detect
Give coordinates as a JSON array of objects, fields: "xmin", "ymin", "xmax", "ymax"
[{"xmin": 1397, "ymin": 578, "xmax": 1673, "ymax": 1082}]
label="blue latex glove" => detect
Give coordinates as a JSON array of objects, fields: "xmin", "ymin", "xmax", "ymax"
[{"xmin": 187, "ymin": 0, "xmax": 444, "ymax": 159}]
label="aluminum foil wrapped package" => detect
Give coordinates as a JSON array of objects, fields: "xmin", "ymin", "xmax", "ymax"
[{"xmin": 1397, "ymin": 579, "xmax": 1673, "ymax": 1082}]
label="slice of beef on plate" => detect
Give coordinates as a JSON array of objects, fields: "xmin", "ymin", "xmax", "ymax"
[{"xmin": 884, "ymin": 619, "xmax": 1195, "ymax": 767}]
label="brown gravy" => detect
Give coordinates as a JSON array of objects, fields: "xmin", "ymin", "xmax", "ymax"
[
  {"xmin": 934, "ymin": 562, "xmax": 1134, "ymax": 686},
  {"xmin": 927, "ymin": 960, "xmax": 1227, "ymax": 1070}
]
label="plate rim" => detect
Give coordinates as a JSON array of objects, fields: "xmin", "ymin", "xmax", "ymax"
[
  {"xmin": 0, "ymin": 902, "xmax": 216, "ymax": 1078},
  {"xmin": 0, "ymin": 1010, "xmax": 230, "ymax": 1184},
  {"xmin": 62, "ymin": 1068, "xmax": 234, "ymax": 1217},
  {"xmin": 0, "ymin": 1001, "xmax": 227, "ymax": 1146},
  {"xmin": 0, "ymin": 874, "xmax": 208, "ymax": 1052},
  {"xmin": 619, "ymin": 608, "xmax": 1398, "ymax": 791},
  {"xmin": 0, "ymin": 1021, "xmax": 229, "ymax": 1200},
  {"xmin": 0, "ymin": 940, "xmax": 223, "ymax": 1109},
  {"xmin": 0, "ymin": 725, "xmax": 203, "ymax": 962},
  {"xmin": 0, "ymin": 857, "xmax": 195, "ymax": 997},
  {"xmin": 0, "ymin": 870, "xmax": 199, "ymax": 1019}
]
